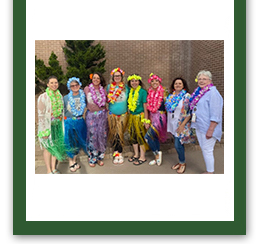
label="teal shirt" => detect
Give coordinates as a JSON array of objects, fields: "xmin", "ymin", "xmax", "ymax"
[
  {"xmin": 128, "ymin": 87, "xmax": 147, "ymax": 115},
  {"xmin": 107, "ymin": 84, "xmax": 129, "ymax": 115}
]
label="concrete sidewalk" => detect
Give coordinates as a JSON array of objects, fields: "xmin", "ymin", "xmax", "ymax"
[{"xmin": 35, "ymin": 145, "xmax": 224, "ymax": 174}]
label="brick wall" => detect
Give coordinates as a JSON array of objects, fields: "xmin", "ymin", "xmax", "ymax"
[{"xmin": 35, "ymin": 40, "xmax": 224, "ymax": 128}]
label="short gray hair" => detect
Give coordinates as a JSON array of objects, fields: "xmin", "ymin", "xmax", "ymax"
[{"xmin": 197, "ymin": 70, "xmax": 212, "ymax": 80}]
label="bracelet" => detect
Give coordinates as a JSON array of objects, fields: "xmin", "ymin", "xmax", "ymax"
[
  {"xmin": 141, "ymin": 118, "xmax": 151, "ymax": 124},
  {"xmin": 38, "ymin": 129, "xmax": 50, "ymax": 138}
]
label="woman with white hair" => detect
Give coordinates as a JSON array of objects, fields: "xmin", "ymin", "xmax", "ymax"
[{"xmin": 190, "ymin": 70, "xmax": 223, "ymax": 174}]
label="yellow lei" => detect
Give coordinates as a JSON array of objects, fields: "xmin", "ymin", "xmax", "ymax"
[{"xmin": 128, "ymin": 85, "xmax": 141, "ymax": 112}]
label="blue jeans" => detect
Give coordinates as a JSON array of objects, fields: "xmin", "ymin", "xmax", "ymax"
[
  {"xmin": 144, "ymin": 127, "xmax": 160, "ymax": 155},
  {"xmin": 174, "ymin": 136, "xmax": 185, "ymax": 163}
]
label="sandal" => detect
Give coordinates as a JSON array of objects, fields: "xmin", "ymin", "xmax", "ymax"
[
  {"xmin": 171, "ymin": 163, "xmax": 180, "ymax": 170},
  {"xmin": 52, "ymin": 169, "xmax": 61, "ymax": 174},
  {"xmin": 177, "ymin": 163, "xmax": 186, "ymax": 174},
  {"xmin": 69, "ymin": 163, "xmax": 77, "ymax": 172},
  {"xmin": 128, "ymin": 156, "xmax": 139, "ymax": 162},
  {"xmin": 97, "ymin": 161, "xmax": 104, "ymax": 166},
  {"xmin": 133, "ymin": 159, "xmax": 147, "ymax": 166}
]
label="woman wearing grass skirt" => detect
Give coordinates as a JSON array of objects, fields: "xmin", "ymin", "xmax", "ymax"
[
  {"xmin": 63, "ymin": 77, "xmax": 87, "ymax": 172},
  {"xmin": 107, "ymin": 67, "xmax": 129, "ymax": 164},
  {"xmin": 37, "ymin": 76, "xmax": 66, "ymax": 174},
  {"xmin": 144, "ymin": 73, "xmax": 168, "ymax": 166},
  {"xmin": 84, "ymin": 72, "xmax": 108, "ymax": 167},
  {"xmin": 127, "ymin": 74, "xmax": 149, "ymax": 166}
]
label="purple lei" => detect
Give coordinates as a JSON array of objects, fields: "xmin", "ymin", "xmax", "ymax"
[
  {"xmin": 89, "ymin": 83, "xmax": 106, "ymax": 107},
  {"xmin": 189, "ymin": 83, "xmax": 214, "ymax": 110}
]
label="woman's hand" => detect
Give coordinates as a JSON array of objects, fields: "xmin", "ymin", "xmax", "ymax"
[
  {"xmin": 206, "ymin": 129, "xmax": 214, "ymax": 139},
  {"xmin": 176, "ymin": 124, "xmax": 184, "ymax": 134},
  {"xmin": 42, "ymin": 136, "xmax": 49, "ymax": 139},
  {"xmin": 144, "ymin": 123, "xmax": 150, "ymax": 130}
]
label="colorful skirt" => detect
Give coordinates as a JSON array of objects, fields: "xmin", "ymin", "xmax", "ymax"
[
  {"xmin": 40, "ymin": 119, "xmax": 66, "ymax": 161},
  {"xmin": 64, "ymin": 117, "xmax": 87, "ymax": 158},
  {"xmin": 128, "ymin": 113, "xmax": 149, "ymax": 150},
  {"xmin": 86, "ymin": 109, "xmax": 108, "ymax": 153},
  {"xmin": 147, "ymin": 111, "xmax": 167, "ymax": 143},
  {"xmin": 107, "ymin": 111, "xmax": 128, "ymax": 148}
]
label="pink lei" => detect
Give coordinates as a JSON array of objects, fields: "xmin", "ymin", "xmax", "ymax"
[
  {"xmin": 89, "ymin": 83, "xmax": 106, "ymax": 107},
  {"xmin": 147, "ymin": 85, "xmax": 164, "ymax": 113}
]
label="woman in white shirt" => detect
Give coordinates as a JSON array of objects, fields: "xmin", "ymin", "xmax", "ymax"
[{"xmin": 165, "ymin": 77, "xmax": 195, "ymax": 173}]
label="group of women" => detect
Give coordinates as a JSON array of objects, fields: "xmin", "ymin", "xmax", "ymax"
[{"xmin": 37, "ymin": 68, "xmax": 223, "ymax": 174}]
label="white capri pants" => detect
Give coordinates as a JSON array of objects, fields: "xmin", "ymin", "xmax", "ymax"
[{"xmin": 196, "ymin": 129, "xmax": 217, "ymax": 172}]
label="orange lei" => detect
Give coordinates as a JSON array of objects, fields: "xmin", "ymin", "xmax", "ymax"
[{"xmin": 107, "ymin": 82, "xmax": 124, "ymax": 104}]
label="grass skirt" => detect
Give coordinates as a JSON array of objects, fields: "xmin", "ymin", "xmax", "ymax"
[
  {"xmin": 86, "ymin": 110, "xmax": 108, "ymax": 153},
  {"xmin": 107, "ymin": 112, "xmax": 128, "ymax": 148},
  {"xmin": 40, "ymin": 119, "xmax": 66, "ymax": 161},
  {"xmin": 128, "ymin": 113, "xmax": 149, "ymax": 150},
  {"xmin": 148, "ymin": 111, "xmax": 167, "ymax": 143},
  {"xmin": 64, "ymin": 117, "xmax": 87, "ymax": 158}
]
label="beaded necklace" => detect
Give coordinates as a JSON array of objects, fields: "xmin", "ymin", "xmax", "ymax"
[
  {"xmin": 147, "ymin": 85, "xmax": 164, "ymax": 113},
  {"xmin": 189, "ymin": 83, "xmax": 214, "ymax": 110},
  {"xmin": 68, "ymin": 89, "xmax": 86, "ymax": 117},
  {"xmin": 165, "ymin": 89, "xmax": 186, "ymax": 113},
  {"xmin": 107, "ymin": 82, "xmax": 124, "ymax": 104},
  {"xmin": 128, "ymin": 85, "xmax": 141, "ymax": 112},
  {"xmin": 89, "ymin": 83, "xmax": 106, "ymax": 107},
  {"xmin": 46, "ymin": 87, "xmax": 63, "ymax": 118}
]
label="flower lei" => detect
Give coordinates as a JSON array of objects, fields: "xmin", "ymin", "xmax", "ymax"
[
  {"xmin": 68, "ymin": 89, "xmax": 86, "ymax": 117},
  {"xmin": 127, "ymin": 74, "xmax": 142, "ymax": 81},
  {"xmin": 128, "ymin": 85, "xmax": 141, "ymax": 112},
  {"xmin": 89, "ymin": 83, "xmax": 106, "ymax": 107},
  {"xmin": 165, "ymin": 89, "xmax": 187, "ymax": 113},
  {"xmin": 148, "ymin": 73, "xmax": 162, "ymax": 83},
  {"xmin": 110, "ymin": 67, "xmax": 125, "ymax": 76},
  {"xmin": 107, "ymin": 82, "xmax": 124, "ymax": 104},
  {"xmin": 189, "ymin": 83, "xmax": 214, "ymax": 110},
  {"xmin": 147, "ymin": 85, "xmax": 164, "ymax": 113},
  {"xmin": 46, "ymin": 87, "xmax": 63, "ymax": 117}
]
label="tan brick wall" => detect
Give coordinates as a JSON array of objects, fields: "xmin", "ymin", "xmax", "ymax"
[{"xmin": 35, "ymin": 40, "xmax": 224, "ymax": 128}]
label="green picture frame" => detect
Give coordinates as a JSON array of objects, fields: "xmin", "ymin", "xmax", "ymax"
[{"xmin": 13, "ymin": 0, "xmax": 245, "ymax": 235}]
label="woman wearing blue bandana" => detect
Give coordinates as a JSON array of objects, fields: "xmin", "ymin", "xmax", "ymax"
[
  {"xmin": 165, "ymin": 77, "xmax": 195, "ymax": 174},
  {"xmin": 63, "ymin": 77, "xmax": 87, "ymax": 172}
]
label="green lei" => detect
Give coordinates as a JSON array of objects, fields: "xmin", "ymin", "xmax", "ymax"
[{"xmin": 46, "ymin": 87, "xmax": 63, "ymax": 117}]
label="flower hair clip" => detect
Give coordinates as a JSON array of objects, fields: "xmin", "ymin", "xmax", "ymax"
[
  {"xmin": 89, "ymin": 74, "xmax": 93, "ymax": 79},
  {"xmin": 148, "ymin": 73, "xmax": 162, "ymax": 83},
  {"xmin": 67, "ymin": 77, "xmax": 82, "ymax": 90},
  {"xmin": 110, "ymin": 67, "xmax": 125, "ymax": 76},
  {"xmin": 195, "ymin": 76, "xmax": 198, "ymax": 82},
  {"xmin": 127, "ymin": 74, "xmax": 142, "ymax": 81}
]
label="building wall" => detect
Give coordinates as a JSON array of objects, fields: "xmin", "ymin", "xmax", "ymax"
[{"xmin": 35, "ymin": 40, "xmax": 224, "ymax": 127}]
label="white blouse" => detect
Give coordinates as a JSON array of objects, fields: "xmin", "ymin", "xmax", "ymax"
[{"xmin": 167, "ymin": 99, "xmax": 183, "ymax": 137}]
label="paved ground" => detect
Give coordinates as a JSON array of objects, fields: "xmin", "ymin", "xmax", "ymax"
[{"xmin": 35, "ymin": 145, "xmax": 224, "ymax": 174}]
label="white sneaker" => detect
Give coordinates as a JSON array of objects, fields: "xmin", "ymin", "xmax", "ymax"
[
  {"xmin": 149, "ymin": 160, "xmax": 157, "ymax": 166},
  {"xmin": 157, "ymin": 151, "xmax": 162, "ymax": 166}
]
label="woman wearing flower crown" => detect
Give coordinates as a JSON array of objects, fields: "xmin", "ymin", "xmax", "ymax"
[
  {"xmin": 190, "ymin": 70, "xmax": 223, "ymax": 174},
  {"xmin": 165, "ymin": 77, "xmax": 195, "ymax": 173},
  {"xmin": 127, "ymin": 74, "xmax": 149, "ymax": 165},
  {"xmin": 84, "ymin": 72, "xmax": 108, "ymax": 167},
  {"xmin": 63, "ymin": 77, "xmax": 87, "ymax": 172},
  {"xmin": 37, "ymin": 76, "xmax": 66, "ymax": 174},
  {"xmin": 144, "ymin": 73, "xmax": 168, "ymax": 166},
  {"xmin": 107, "ymin": 67, "xmax": 129, "ymax": 164}
]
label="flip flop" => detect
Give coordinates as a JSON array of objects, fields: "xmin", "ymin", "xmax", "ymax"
[
  {"xmin": 128, "ymin": 156, "xmax": 139, "ymax": 162},
  {"xmin": 52, "ymin": 169, "xmax": 61, "ymax": 174},
  {"xmin": 133, "ymin": 159, "xmax": 147, "ymax": 166}
]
